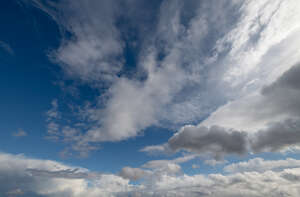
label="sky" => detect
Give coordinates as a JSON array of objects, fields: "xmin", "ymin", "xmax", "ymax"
[{"xmin": 1, "ymin": 0, "xmax": 300, "ymax": 196}]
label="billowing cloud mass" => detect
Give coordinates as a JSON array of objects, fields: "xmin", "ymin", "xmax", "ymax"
[
  {"xmin": 143, "ymin": 63, "xmax": 300, "ymax": 158},
  {"xmin": 0, "ymin": 152, "xmax": 134, "ymax": 197},
  {"xmin": 5, "ymin": 0, "xmax": 300, "ymax": 196},
  {"xmin": 2, "ymin": 152, "xmax": 300, "ymax": 197},
  {"xmin": 26, "ymin": 0, "xmax": 300, "ymax": 155}
]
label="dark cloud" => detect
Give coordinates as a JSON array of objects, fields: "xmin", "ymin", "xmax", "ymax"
[
  {"xmin": 251, "ymin": 118, "xmax": 300, "ymax": 152},
  {"xmin": 168, "ymin": 125, "xmax": 248, "ymax": 159},
  {"xmin": 26, "ymin": 168, "xmax": 103, "ymax": 180},
  {"xmin": 142, "ymin": 63, "xmax": 300, "ymax": 158},
  {"xmin": 119, "ymin": 167, "xmax": 151, "ymax": 181}
]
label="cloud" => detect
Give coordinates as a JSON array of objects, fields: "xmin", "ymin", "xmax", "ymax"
[
  {"xmin": 6, "ymin": 188, "xmax": 24, "ymax": 196},
  {"xmin": 204, "ymin": 159, "xmax": 227, "ymax": 167},
  {"xmin": 120, "ymin": 155, "xmax": 197, "ymax": 181},
  {"xmin": 143, "ymin": 125, "xmax": 249, "ymax": 159},
  {"xmin": 168, "ymin": 125, "xmax": 248, "ymax": 159},
  {"xmin": 0, "ymin": 41, "xmax": 14, "ymax": 55},
  {"xmin": 3, "ymin": 152, "xmax": 300, "ymax": 196},
  {"xmin": 191, "ymin": 164, "xmax": 200, "ymax": 169},
  {"xmin": 126, "ymin": 158, "xmax": 300, "ymax": 197},
  {"xmin": 119, "ymin": 167, "xmax": 152, "ymax": 181},
  {"xmin": 31, "ymin": 0, "xmax": 124, "ymax": 83},
  {"xmin": 26, "ymin": 168, "xmax": 103, "ymax": 180},
  {"xmin": 0, "ymin": 152, "xmax": 134, "ymax": 197},
  {"xmin": 251, "ymin": 118, "xmax": 300, "ymax": 152},
  {"xmin": 202, "ymin": 63, "xmax": 300, "ymax": 132},
  {"xmin": 12, "ymin": 129, "xmax": 27, "ymax": 137},
  {"xmin": 143, "ymin": 119, "xmax": 300, "ymax": 160},
  {"xmin": 27, "ymin": 0, "xmax": 300, "ymax": 155},
  {"xmin": 224, "ymin": 157, "xmax": 300, "ymax": 173},
  {"xmin": 142, "ymin": 63, "xmax": 300, "ymax": 159}
]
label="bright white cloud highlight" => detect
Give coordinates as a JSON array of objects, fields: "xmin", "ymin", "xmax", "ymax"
[
  {"xmin": 29, "ymin": 0, "xmax": 300, "ymax": 157},
  {"xmin": 2, "ymin": 152, "xmax": 300, "ymax": 197}
]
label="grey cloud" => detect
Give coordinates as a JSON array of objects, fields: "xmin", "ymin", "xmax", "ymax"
[
  {"xmin": 262, "ymin": 63, "xmax": 300, "ymax": 92},
  {"xmin": 168, "ymin": 125, "xmax": 248, "ymax": 159},
  {"xmin": 142, "ymin": 161, "xmax": 182, "ymax": 175},
  {"xmin": 3, "ymin": 152, "xmax": 300, "ymax": 197},
  {"xmin": 151, "ymin": 63, "xmax": 300, "ymax": 158},
  {"xmin": 120, "ymin": 155, "xmax": 196, "ymax": 181},
  {"xmin": 202, "ymin": 63, "xmax": 300, "ymax": 132},
  {"xmin": 144, "ymin": 118, "xmax": 300, "ymax": 160},
  {"xmin": 30, "ymin": 0, "xmax": 300, "ymax": 156},
  {"xmin": 26, "ymin": 168, "xmax": 103, "ymax": 180},
  {"xmin": 0, "ymin": 152, "xmax": 133, "ymax": 197},
  {"xmin": 251, "ymin": 118, "xmax": 300, "ymax": 152},
  {"xmin": 119, "ymin": 167, "xmax": 152, "ymax": 181}
]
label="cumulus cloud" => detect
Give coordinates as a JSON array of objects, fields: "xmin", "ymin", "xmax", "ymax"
[
  {"xmin": 168, "ymin": 125, "xmax": 248, "ymax": 159},
  {"xmin": 120, "ymin": 155, "xmax": 197, "ymax": 181},
  {"xmin": 123, "ymin": 156, "xmax": 300, "ymax": 196},
  {"xmin": 143, "ymin": 119, "xmax": 300, "ymax": 160},
  {"xmin": 119, "ymin": 167, "xmax": 152, "ymax": 181},
  {"xmin": 3, "ymin": 152, "xmax": 300, "ymax": 196},
  {"xmin": 251, "ymin": 118, "xmax": 300, "ymax": 152},
  {"xmin": 0, "ymin": 152, "xmax": 134, "ymax": 197},
  {"xmin": 143, "ymin": 63, "xmax": 300, "ymax": 159}
]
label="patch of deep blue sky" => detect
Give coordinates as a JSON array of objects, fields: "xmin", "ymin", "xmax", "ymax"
[
  {"xmin": 0, "ymin": 0, "xmax": 173, "ymax": 172},
  {"xmin": 0, "ymin": 0, "xmax": 298, "ymax": 175}
]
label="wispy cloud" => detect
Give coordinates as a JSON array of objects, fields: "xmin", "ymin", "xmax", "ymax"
[
  {"xmin": 27, "ymin": 0, "xmax": 300, "ymax": 156},
  {"xmin": 12, "ymin": 129, "xmax": 27, "ymax": 137},
  {"xmin": 0, "ymin": 41, "xmax": 14, "ymax": 55}
]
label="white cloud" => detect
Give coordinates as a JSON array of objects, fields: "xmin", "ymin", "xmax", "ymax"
[
  {"xmin": 28, "ymin": 0, "xmax": 300, "ymax": 156},
  {"xmin": 131, "ymin": 167, "xmax": 300, "ymax": 197},
  {"xmin": 191, "ymin": 164, "xmax": 200, "ymax": 169},
  {"xmin": 204, "ymin": 159, "xmax": 227, "ymax": 167},
  {"xmin": 119, "ymin": 154, "xmax": 197, "ymax": 181},
  {"xmin": 3, "ymin": 152, "xmax": 300, "ymax": 196},
  {"xmin": 0, "ymin": 152, "xmax": 134, "ymax": 197},
  {"xmin": 202, "ymin": 63, "xmax": 300, "ymax": 132},
  {"xmin": 142, "ymin": 62, "xmax": 300, "ymax": 159},
  {"xmin": 224, "ymin": 157, "xmax": 300, "ymax": 173}
]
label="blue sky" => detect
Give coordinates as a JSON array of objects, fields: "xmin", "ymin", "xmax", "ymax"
[{"xmin": 1, "ymin": 0, "xmax": 300, "ymax": 196}]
